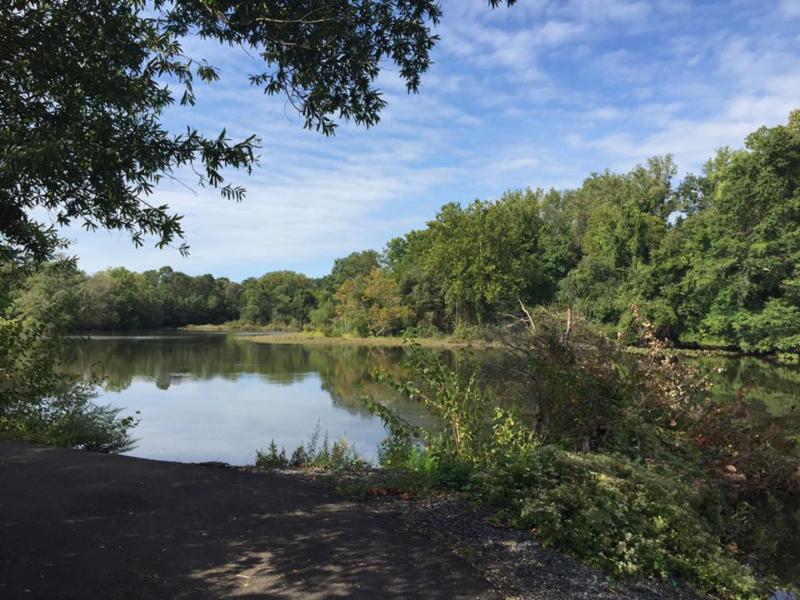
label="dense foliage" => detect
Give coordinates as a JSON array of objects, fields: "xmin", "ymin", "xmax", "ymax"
[
  {"xmin": 240, "ymin": 271, "xmax": 316, "ymax": 328},
  {"xmin": 10, "ymin": 263, "xmax": 242, "ymax": 330},
  {"xmin": 365, "ymin": 314, "xmax": 800, "ymax": 598},
  {"xmin": 8, "ymin": 113, "xmax": 800, "ymax": 350},
  {"xmin": 0, "ymin": 317, "xmax": 137, "ymax": 451},
  {"xmin": 652, "ymin": 114, "xmax": 800, "ymax": 352},
  {"xmin": 3, "ymin": 0, "xmax": 524, "ymax": 262},
  {"xmin": 381, "ymin": 114, "xmax": 799, "ymax": 352}
]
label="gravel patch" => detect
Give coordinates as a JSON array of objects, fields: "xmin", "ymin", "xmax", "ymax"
[{"xmin": 369, "ymin": 494, "xmax": 702, "ymax": 600}]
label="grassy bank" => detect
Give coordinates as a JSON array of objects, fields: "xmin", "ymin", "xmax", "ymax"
[
  {"xmin": 244, "ymin": 331, "xmax": 501, "ymax": 349},
  {"xmin": 180, "ymin": 322, "xmax": 297, "ymax": 333},
  {"xmin": 182, "ymin": 321, "xmax": 797, "ymax": 357},
  {"xmin": 244, "ymin": 330, "xmax": 796, "ymax": 359}
]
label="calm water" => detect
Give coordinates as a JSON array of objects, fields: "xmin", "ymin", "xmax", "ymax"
[
  {"xmin": 66, "ymin": 333, "xmax": 435, "ymax": 464},
  {"xmin": 65, "ymin": 333, "xmax": 800, "ymax": 466}
]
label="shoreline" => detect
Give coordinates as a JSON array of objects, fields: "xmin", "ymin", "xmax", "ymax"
[
  {"xmin": 239, "ymin": 332, "xmax": 797, "ymax": 359},
  {"xmin": 68, "ymin": 325, "xmax": 797, "ymax": 359},
  {"xmin": 0, "ymin": 440, "xmax": 703, "ymax": 600},
  {"xmin": 242, "ymin": 332, "xmax": 502, "ymax": 349},
  {"xmin": 180, "ymin": 323, "xmax": 294, "ymax": 333}
]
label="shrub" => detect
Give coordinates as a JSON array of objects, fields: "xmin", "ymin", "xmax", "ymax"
[
  {"xmin": 255, "ymin": 441, "xmax": 288, "ymax": 469},
  {"xmin": 731, "ymin": 300, "xmax": 800, "ymax": 353},
  {"xmin": 363, "ymin": 317, "xmax": 799, "ymax": 598},
  {"xmin": 0, "ymin": 318, "xmax": 137, "ymax": 453},
  {"xmin": 402, "ymin": 322, "xmax": 443, "ymax": 339},
  {"xmin": 255, "ymin": 425, "xmax": 367, "ymax": 472},
  {"xmin": 479, "ymin": 447, "xmax": 757, "ymax": 596}
]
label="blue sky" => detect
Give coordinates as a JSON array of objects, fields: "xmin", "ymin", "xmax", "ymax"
[{"xmin": 60, "ymin": 0, "xmax": 800, "ymax": 280}]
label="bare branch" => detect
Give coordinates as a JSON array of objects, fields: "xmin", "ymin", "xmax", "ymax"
[{"xmin": 518, "ymin": 298, "xmax": 536, "ymax": 334}]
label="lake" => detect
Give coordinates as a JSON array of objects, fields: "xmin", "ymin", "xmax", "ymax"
[
  {"xmin": 66, "ymin": 332, "xmax": 436, "ymax": 465},
  {"xmin": 66, "ymin": 332, "xmax": 800, "ymax": 466}
]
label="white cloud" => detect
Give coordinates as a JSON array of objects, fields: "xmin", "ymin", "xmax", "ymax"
[
  {"xmin": 557, "ymin": 0, "xmax": 653, "ymax": 25},
  {"xmin": 55, "ymin": 0, "xmax": 800, "ymax": 278},
  {"xmin": 779, "ymin": 0, "xmax": 800, "ymax": 18},
  {"xmin": 537, "ymin": 20, "xmax": 587, "ymax": 45},
  {"xmin": 592, "ymin": 49, "xmax": 654, "ymax": 84}
]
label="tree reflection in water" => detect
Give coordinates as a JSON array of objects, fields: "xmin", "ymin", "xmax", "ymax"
[{"xmin": 64, "ymin": 334, "xmax": 799, "ymax": 464}]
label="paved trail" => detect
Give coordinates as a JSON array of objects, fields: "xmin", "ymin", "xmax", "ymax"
[{"xmin": 0, "ymin": 441, "xmax": 498, "ymax": 599}]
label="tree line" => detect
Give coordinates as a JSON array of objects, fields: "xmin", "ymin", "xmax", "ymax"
[{"xmin": 9, "ymin": 113, "xmax": 800, "ymax": 352}]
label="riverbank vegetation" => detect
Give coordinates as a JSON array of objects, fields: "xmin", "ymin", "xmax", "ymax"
[
  {"xmin": 256, "ymin": 425, "xmax": 367, "ymax": 472},
  {"xmin": 245, "ymin": 331, "xmax": 498, "ymax": 349},
  {"xmin": 0, "ymin": 316, "xmax": 137, "ymax": 452},
  {"xmin": 359, "ymin": 312, "xmax": 800, "ymax": 597},
  {"xmin": 9, "ymin": 114, "xmax": 800, "ymax": 354}
]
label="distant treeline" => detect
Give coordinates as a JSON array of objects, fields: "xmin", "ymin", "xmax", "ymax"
[{"xmin": 9, "ymin": 113, "xmax": 800, "ymax": 352}]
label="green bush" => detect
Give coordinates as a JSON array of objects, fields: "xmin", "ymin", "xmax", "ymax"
[
  {"xmin": 364, "ymin": 322, "xmax": 799, "ymax": 598},
  {"xmin": 0, "ymin": 317, "xmax": 137, "ymax": 453},
  {"xmin": 255, "ymin": 425, "xmax": 367, "ymax": 472},
  {"xmin": 479, "ymin": 447, "xmax": 757, "ymax": 596},
  {"xmin": 255, "ymin": 441, "xmax": 288, "ymax": 469}
]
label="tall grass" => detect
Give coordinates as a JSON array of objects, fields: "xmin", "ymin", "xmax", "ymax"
[{"xmin": 255, "ymin": 423, "xmax": 366, "ymax": 471}]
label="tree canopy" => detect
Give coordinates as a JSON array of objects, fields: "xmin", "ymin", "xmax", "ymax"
[{"xmin": 1, "ymin": 0, "xmax": 516, "ymax": 263}]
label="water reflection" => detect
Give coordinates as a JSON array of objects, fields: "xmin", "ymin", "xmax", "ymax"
[
  {"xmin": 65, "ymin": 334, "xmax": 800, "ymax": 466},
  {"xmin": 699, "ymin": 355, "xmax": 800, "ymax": 415},
  {"xmin": 66, "ymin": 334, "xmax": 433, "ymax": 465}
]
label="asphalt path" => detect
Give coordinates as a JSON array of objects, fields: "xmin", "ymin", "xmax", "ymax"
[{"xmin": 0, "ymin": 441, "xmax": 498, "ymax": 599}]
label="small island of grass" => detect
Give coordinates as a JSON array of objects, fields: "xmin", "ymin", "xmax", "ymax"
[{"xmin": 244, "ymin": 330, "xmax": 500, "ymax": 349}]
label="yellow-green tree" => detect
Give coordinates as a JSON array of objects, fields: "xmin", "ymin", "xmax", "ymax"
[{"xmin": 335, "ymin": 268, "xmax": 410, "ymax": 336}]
